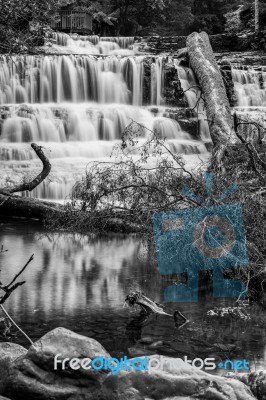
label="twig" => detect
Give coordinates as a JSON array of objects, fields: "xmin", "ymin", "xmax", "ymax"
[
  {"xmin": 3, "ymin": 254, "xmax": 34, "ymax": 290},
  {"xmin": 0, "ymin": 305, "xmax": 36, "ymax": 347}
]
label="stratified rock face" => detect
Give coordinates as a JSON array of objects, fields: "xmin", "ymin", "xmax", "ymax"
[
  {"xmin": 219, "ymin": 61, "xmax": 238, "ymax": 107},
  {"xmin": 142, "ymin": 57, "xmax": 186, "ymax": 107},
  {"xmin": 163, "ymin": 60, "xmax": 187, "ymax": 108},
  {"xmin": 137, "ymin": 32, "xmax": 266, "ymax": 54},
  {"xmin": 3, "ymin": 329, "xmax": 257, "ymax": 400},
  {"xmin": 4, "ymin": 327, "xmax": 111, "ymax": 400},
  {"xmin": 0, "ymin": 342, "xmax": 27, "ymax": 394}
]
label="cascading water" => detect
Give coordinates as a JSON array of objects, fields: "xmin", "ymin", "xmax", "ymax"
[
  {"xmin": 231, "ymin": 65, "xmax": 266, "ymax": 140},
  {"xmin": 232, "ymin": 66, "xmax": 266, "ymax": 107},
  {"xmin": 53, "ymin": 33, "xmax": 135, "ymax": 56},
  {"xmin": 0, "ymin": 33, "xmax": 210, "ymax": 200}
]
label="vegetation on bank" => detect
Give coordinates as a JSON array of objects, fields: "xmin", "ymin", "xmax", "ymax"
[{"xmin": 0, "ymin": 0, "xmax": 266, "ymax": 52}]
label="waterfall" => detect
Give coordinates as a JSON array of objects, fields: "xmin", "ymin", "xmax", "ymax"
[
  {"xmin": 232, "ymin": 67, "xmax": 266, "ymax": 107},
  {"xmin": 53, "ymin": 33, "xmax": 135, "ymax": 55},
  {"xmin": 0, "ymin": 55, "xmax": 144, "ymax": 105},
  {"xmin": 0, "ymin": 36, "xmax": 210, "ymax": 200},
  {"xmin": 151, "ymin": 57, "xmax": 164, "ymax": 106}
]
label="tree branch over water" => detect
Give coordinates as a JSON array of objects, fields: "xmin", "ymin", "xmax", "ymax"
[{"xmin": 0, "ymin": 143, "xmax": 51, "ymax": 196}]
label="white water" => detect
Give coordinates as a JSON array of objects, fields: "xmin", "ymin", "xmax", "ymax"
[
  {"xmin": 54, "ymin": 33, "xmax": 135, "ymax": 56},
  {"xmin": 232, "ymin": 67, "xmax": 266, "ymax": 107},
  {"xmin": 0, "ymin": 34, "xmax": 210, "ymax": 200},
  {"xmin": 231, "ymin": 66, "xmax": 266, "ymax": 141}
]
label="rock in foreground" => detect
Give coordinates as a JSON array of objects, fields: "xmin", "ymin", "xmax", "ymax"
[{"xmin": 2, "ymin": 327, "xmax": 258, "ymax": 400}]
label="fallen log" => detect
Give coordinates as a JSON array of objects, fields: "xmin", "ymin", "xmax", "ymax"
[
  {"xmin": 0, "ymin": 194, "xmax": 63, "ymax": 220},
  {"xmin": 187, "ymin": 32, "xmax": 237, "ymax": 167}
]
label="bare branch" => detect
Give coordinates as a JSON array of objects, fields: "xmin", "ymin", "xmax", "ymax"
[
  {"xmin": 0, "ymin": 281, "xmax": 26, "ymax": 304},
  {"xmin": 2, "ymin": 254, "xmax": 34, "ymax": 290},
  {"xmin": 0, "ymin": 143, "xmax": 51, "ymax": 195}
]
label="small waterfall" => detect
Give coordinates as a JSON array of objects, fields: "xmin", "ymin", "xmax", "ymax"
[
  {"xmin": 151, "ymin": 57, "xmax": 164, "ymax": 106},
  {"xmin": 232, "ymin": 67, "xmax": 266, "ymax": 107},
  {"xmin": 54, "ymin": 33, "xmax": 135, "ymax": 55},
  {"xmin": 176, "ymin": 62, "xmax": 211, "ymax": 141}
]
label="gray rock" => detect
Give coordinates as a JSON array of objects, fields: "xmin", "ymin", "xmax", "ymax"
[
  {"xmin": 237, "ymin": 371, "xmax": 266, "ymax": 400},
  {"xmin": 101, "ymin": 356, "xmax": 256, "ymax": 400},
  {"xmin": 4, "ymin": 327, "xmax": 111, "ymax": 400},
  {"xmin": 3, "ymin": 330, "xmax": 257, "ymax": 400},
  {"xmin": 0, "ymin": 342, "xmax": 27, "ymax": 394}
]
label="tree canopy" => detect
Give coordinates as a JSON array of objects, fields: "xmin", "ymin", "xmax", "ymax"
[
  {"xmin": 0, "ymin": 0, "xmax": 265, "ymax": 52},
  {"xmin": 64, "ymin": 0, "xmax": 266, "ymax": 35}
]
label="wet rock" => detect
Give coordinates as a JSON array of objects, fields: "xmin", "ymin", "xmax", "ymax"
[
  {"xmin": 236, "ymin": 371, "xmax": 266, "ymax": 400},
  {"xmin": 219, "ymin": 65, "xmax": 238, "ymax": 107},
  {"xmin": 207, "ymin": 307, "xmax": 250, "ymax": 320},
  {"xmin": 163, "ymin": 60, "xmax": 186, "ymax": 107},
  {"xmin": 138, "ymin": 337, "xmax": 154, "ymax": 345},
  {"xmin": 143, "ymin": 57, "xmax": 153, "ymax": 105},
  {"xmin": 101, "ymin": 355, "xmax": 256, "ymax": 400},
  {"xmin": 4, "ymin": 327, "xmax": 111, "ymax": 400},
  {"xmin": 3, "ymin": 329, "xmax": 257, "ymax": 400},
  {"xmin": 128, "ymin": 347, "xmax": 154, "ymax": 357},
  {"xmin": 0, "ymin": 342, "xmax": 27, "ymax": 394},
  {"xmin": 148, "ymin": 340, "xmax": 164, "ymax": 349}
]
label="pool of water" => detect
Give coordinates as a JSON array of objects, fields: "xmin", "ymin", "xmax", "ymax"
[{"xmin": 0, "ymin": 218, "xmax": 265, "ymax": 374}]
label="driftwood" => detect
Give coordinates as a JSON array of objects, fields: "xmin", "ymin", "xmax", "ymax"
[
  {"xmin": 0, "ymin": 142, "xmax": 63, "ymax": 220},
  {"xmin": 187, "ymin": 32, "xmax": 237, "ymax": 166},
  {"xmin": 0, "ymin": 143, "xmax": 51, "ymax": 195},
  {"xmin": 125, "ymin": 291, "xmax": 188, "ymax": 328}
]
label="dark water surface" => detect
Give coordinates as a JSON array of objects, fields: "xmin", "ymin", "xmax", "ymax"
[{"xmin": 0, "ymin": 218, "xmax": 266, "ymax": 374}]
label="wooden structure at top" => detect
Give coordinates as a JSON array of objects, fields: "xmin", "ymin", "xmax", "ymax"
[{"xmin": 51, "ymin": 11, "xmax": 93, "ymax": 34}]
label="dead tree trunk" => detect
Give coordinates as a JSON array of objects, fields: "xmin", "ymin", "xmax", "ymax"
[{"xmin": 187, "ymin": 32, "xmax": 237, "ymax": 168}]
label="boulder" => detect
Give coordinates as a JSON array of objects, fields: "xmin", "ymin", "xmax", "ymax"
[
  {"xmin": 101, "ymin": 356, "xmax": 256, "ymax": 400},
  {"xmin": 237, "ymin": 371, "xmax": 266, "ymax": 400},
  {"xmin": 4, "ymin": 329, "xmax": 257, "ymax": 400},
  {"xmin": 4, "ymin": 327, "xmax": 111, "ymax": 400},
  {"xmin": 0, "ymin": 342, "xmax": 27, "ymax": 394}
]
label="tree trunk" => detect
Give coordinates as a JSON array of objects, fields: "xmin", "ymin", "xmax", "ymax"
[
  {"xmin": 255, "ymin": 0, "xmax": 260, "ymax": 32},
  {"xmin": 187, "ymin": 32, "xmax": 237, "ymax": 167}
]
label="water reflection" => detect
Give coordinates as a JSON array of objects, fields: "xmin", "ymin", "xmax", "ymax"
[
  {"xmin": 0, "ymin": 221, "xmax": 142, "ymax": 314},
  {"xmin": 0, "ymin": 219, "xmax": 266, "ymax": 373}
]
